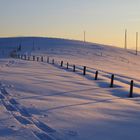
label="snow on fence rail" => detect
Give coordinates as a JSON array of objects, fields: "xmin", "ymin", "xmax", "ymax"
[{"xmin": 14, "ymin": 54, "xmax": 135, "ymax": 98}]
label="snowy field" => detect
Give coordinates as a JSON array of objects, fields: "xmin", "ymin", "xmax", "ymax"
[{"xmin": 0, "ymin": 37, "xmax": 140, "ymax": 140}]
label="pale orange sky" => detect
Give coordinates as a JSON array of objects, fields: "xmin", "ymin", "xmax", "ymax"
[{"xmin": 0, "ymin": 0, "xmax": 140, "ymax": 49}]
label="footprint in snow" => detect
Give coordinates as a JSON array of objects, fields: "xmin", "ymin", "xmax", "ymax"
[
  {"xmin": 10, "ymin": 125, "xmax": 19, "ymax": 131},
  {"xmin": 64, "ymin": 130, "xmax": 78, "ymax": 137},
  {"xmin": 7, "ymin": 85, "xmax": 14, "ymax": 88}
]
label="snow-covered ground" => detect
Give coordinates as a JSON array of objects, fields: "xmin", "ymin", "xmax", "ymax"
[{"xmin": 0, "ymin": 37, "xmax": 140, "ymax": 140}]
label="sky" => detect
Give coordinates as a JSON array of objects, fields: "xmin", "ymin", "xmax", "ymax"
[{"xmin": 0, "ymin": 0, "xmax": 140, "ymax": 48}]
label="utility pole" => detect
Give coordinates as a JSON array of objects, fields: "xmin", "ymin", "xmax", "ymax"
[
  {"xmin": 84, "ymin": 31, "xmax": 86, "ymax": 46},
  {"xmin": 136, "ymin": 32, "xmax": 138, "ymax": 55},
  {"xmin": 124, "ymin": 29, "xmax": 127, "ymax": 50}
]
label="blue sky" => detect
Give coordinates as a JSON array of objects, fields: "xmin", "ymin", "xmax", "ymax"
[{"xmin": 0, "ymin": 0, "xmax": 140, "ymax": 48}]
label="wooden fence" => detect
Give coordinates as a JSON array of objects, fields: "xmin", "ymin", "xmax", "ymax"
[{"xmin": 14, "ymin": 54, "xmax": 136, "ymax": 98}]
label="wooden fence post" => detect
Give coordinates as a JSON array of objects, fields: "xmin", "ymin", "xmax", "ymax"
[
  {"xmin": 52, "ymin": 59, "xmax": 54, "ymax": 64},
  {"xmin": 110, "ymin": 74, "xmax": 114, "ymax": 88},
  {"xmin": 61, "ymin": 61, "xmax": 63, "ymax": 67},
  {"xmin": 41, "ymin": 56, "xmax": 43, "ymax": 62},
  {"xmin": 47, "ymin": 57, "xmax": 49, "ymax": 63},
  {"xmin": 83, "ymin": 66, "xmax": 86, "ymax": 75},
  {"xmin": 33, "ymin": 56, "xmax": 35, "ymax": 61},
  {"xmin": 24, "ymin": 55, "xmax": 26, "ymax": 60},
  {"xmin": 28, "ymin": 56, "xmax": 30, "ymax": 61},
  {"xmin": 95, "ymin": 71, "xmax": 98, "ymax": 80},
  {"xmin": 73, "ymin": 65, "xmax": 76, "ymax": 72},
  {"xmin": 129, "ymin": 80, "xmax": 134, "ymax": 98},
  {"xmin": 67, "ymin": 62, "xmax": 69, "ymax": 69}
]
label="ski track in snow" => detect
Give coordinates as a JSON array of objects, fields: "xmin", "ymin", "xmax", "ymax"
[{"xmin": 0, "ymin": 86, "xmax": 59, "ymax": 140}]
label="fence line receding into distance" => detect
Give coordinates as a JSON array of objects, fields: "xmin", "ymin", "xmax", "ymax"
[{"xmin": 14, "ymin": 54, "xmax": 136, "ymax": 98}]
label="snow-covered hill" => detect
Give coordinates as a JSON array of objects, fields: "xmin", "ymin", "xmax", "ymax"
[
  {"xmin": 0, "ymin": 37, "xmax": 140, "ymax": 140},
  {"xmin": 1, "ymin": 37, "xmax": 140, "ymax": 79}
]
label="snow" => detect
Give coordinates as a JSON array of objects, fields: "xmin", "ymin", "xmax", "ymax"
[{"xmin": 0, "ymin": 37, "xmax": 140, "ymax": 140}]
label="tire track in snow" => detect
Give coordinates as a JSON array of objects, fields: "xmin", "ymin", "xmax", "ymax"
[{"xmin": 0, "ymin": 86, "xmax": 59, "ymax": 140}]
